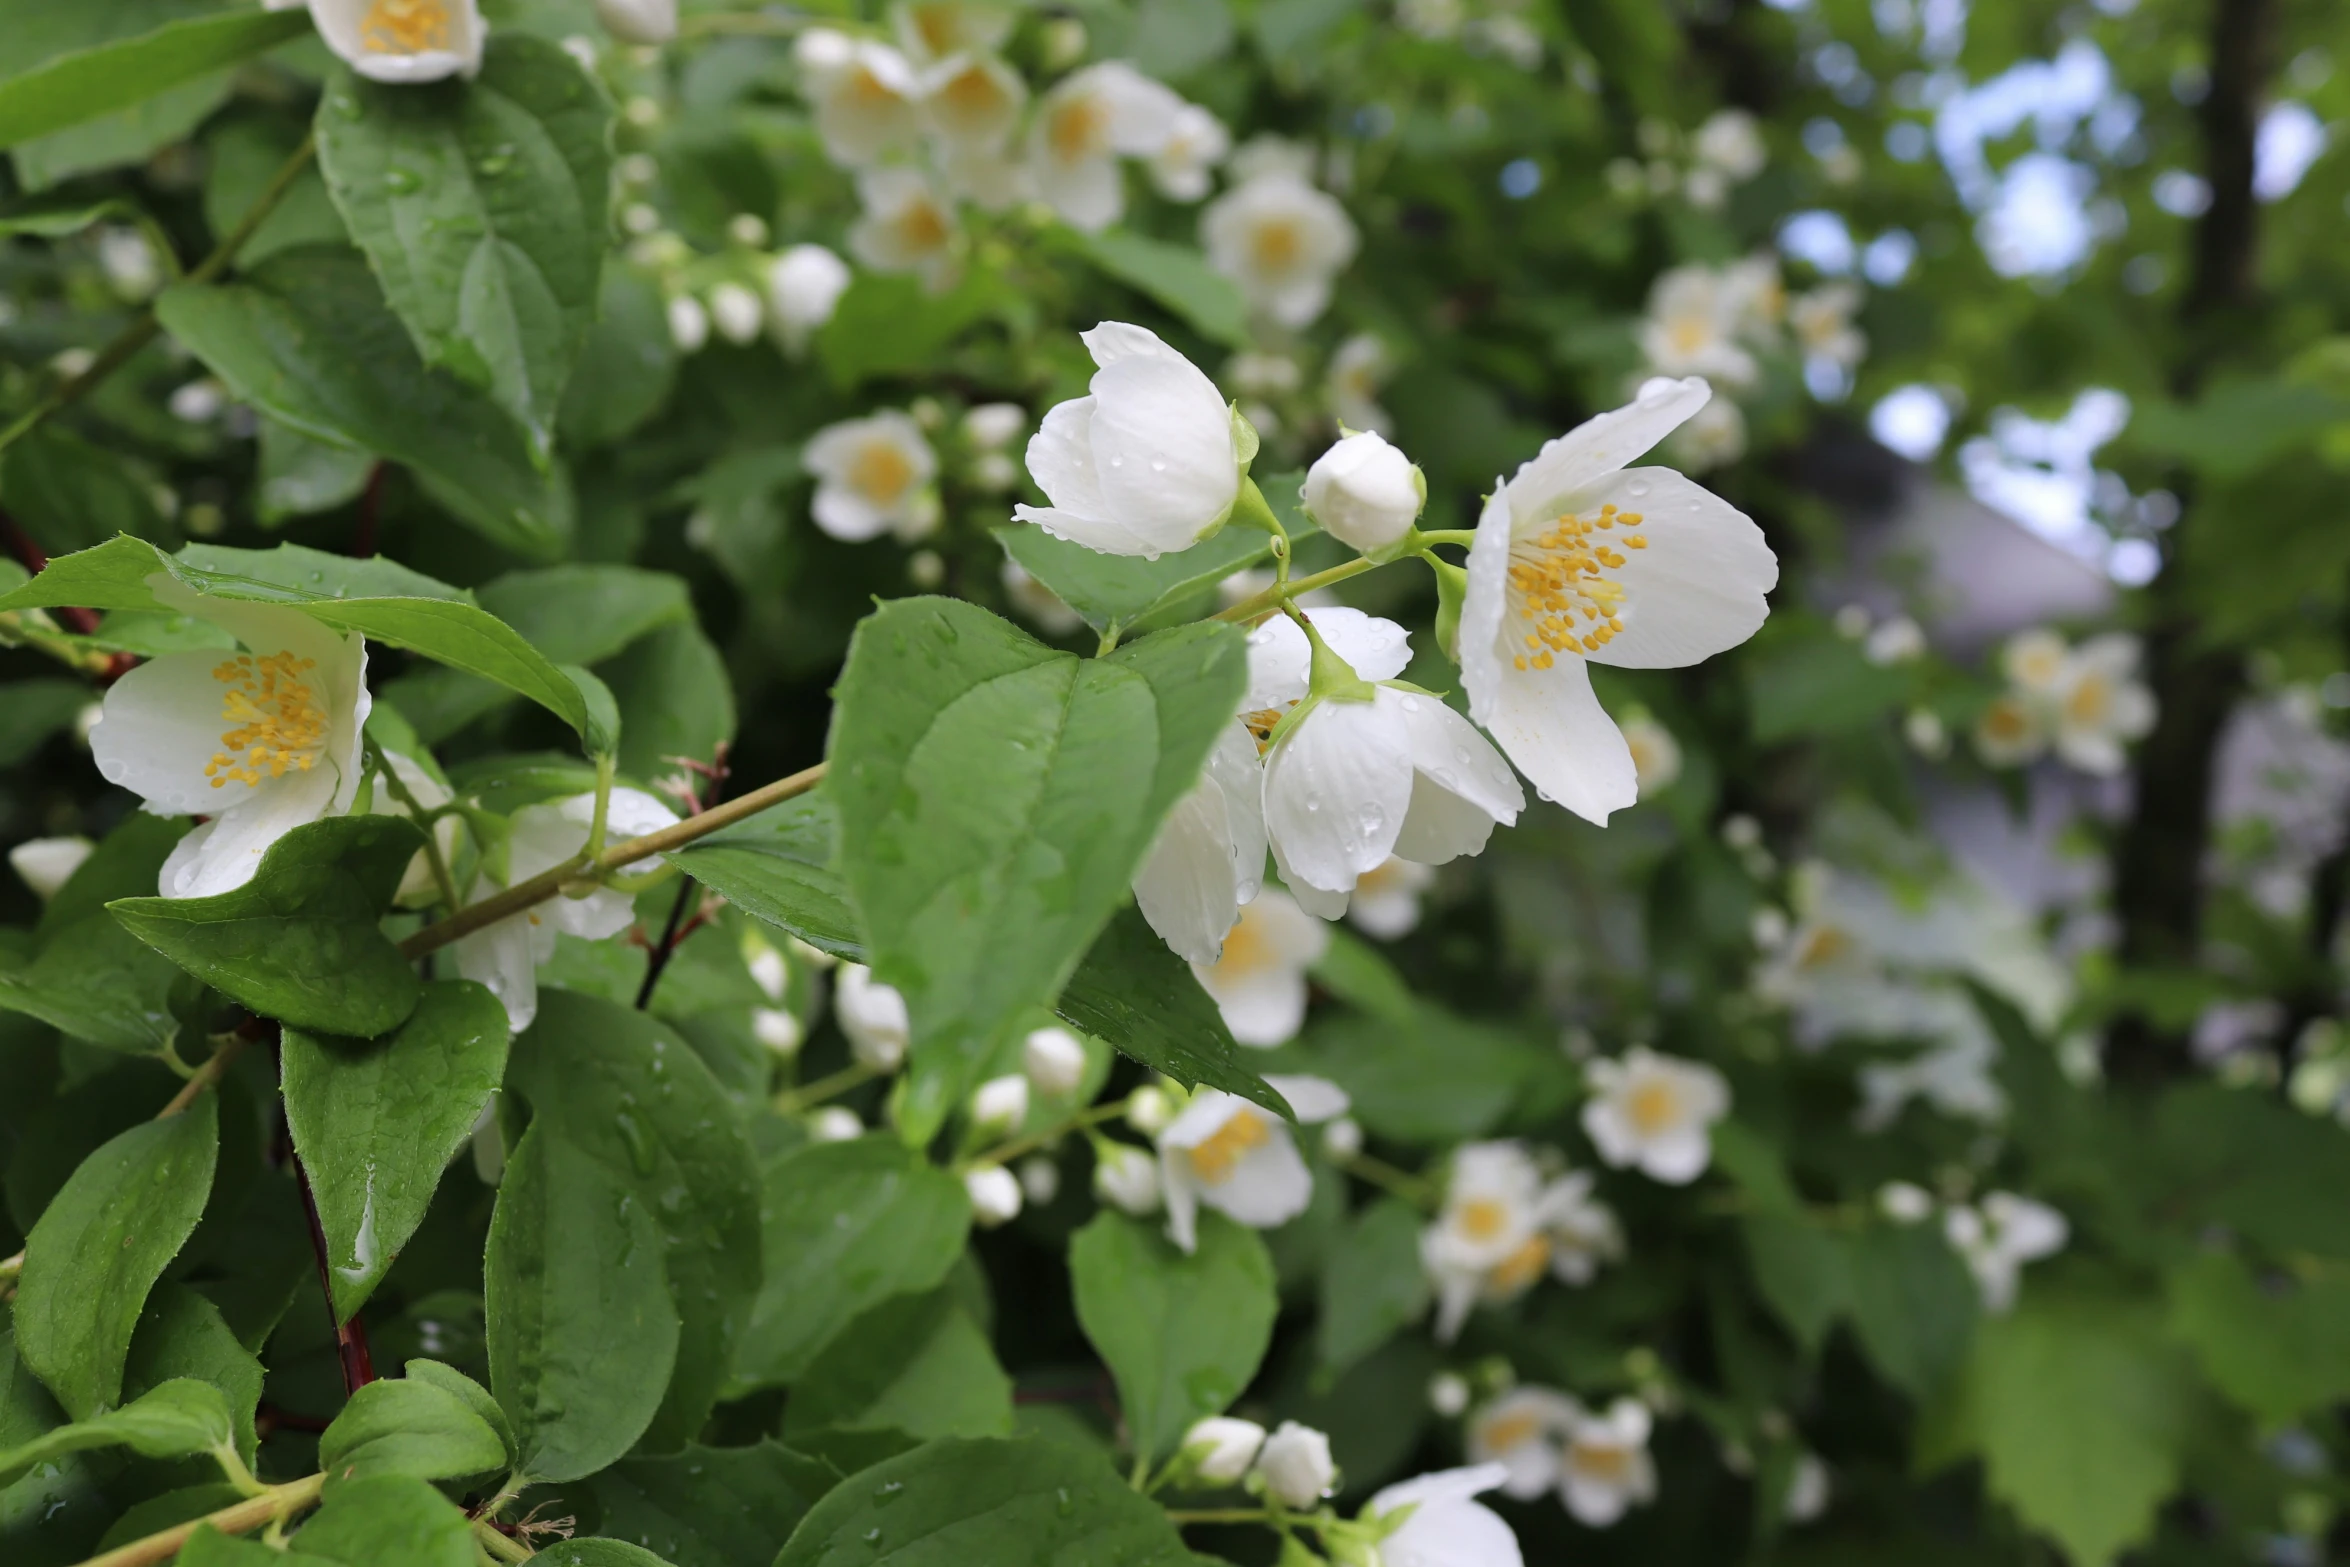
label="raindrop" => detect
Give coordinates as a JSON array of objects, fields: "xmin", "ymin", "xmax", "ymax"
[
  {"xmin": 1625, "ymin": 479, "xmax": 1651, "ymax": 497},
  {"xmin": 384, "ymin": 168, "xmax": 422, "ymax": 194}
]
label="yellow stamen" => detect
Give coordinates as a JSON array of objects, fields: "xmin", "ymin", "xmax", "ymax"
[
  {"xmin": 204, "ymin": 651, "xmax": 327, "ymax": 790},
  {"xmin": 1186, "ymin": 1111, "xmax": 1271, "ymax": 1185},
  {"xmin": 359, "ymin": 0, "xmax": 455, "ymax": 54}
]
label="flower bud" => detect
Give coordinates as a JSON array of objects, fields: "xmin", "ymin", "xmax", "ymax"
[
  {"xmin": 809, "ymin": 1106, "xmax": 864, "ymax": 1142},
  {"xmin": 667, "ymin": 294, "xmax": 710, "ymax": 353},
  {"xmin": 1125, "ymin": 1084, "xmax": 1173, "ymax": 1134},
  {"xmin": 1302, "ymin": 431, "xmax": 1423, "ymax": 552},
  {"xmin": 1253, "ymin": 1421, "xmax": 1336, "ymax": 1508},
  {"xmin": 767, "ymin": 244, "xmax": 852, "ymax": 352},
  {"xmin": 1017, "ymin": 1155, "xmax": 1061, "ymax": 1205},
  {"xmin": 1427, "ymin": 1371, "xmax": 1470, "ymax": 1417},
  {"xmin": 595, "ymin": 0, "xmax": 677, "ymax": 45},
  {"xmin": 1022, "ymin": 1026, "xmax": 1088, "ymax": 1097},
  {"xmin": 752, "ymin": 1008, "xmax": 805, "ymax": 1058},
  {"xmin": 1877, "ymin": 1181, "xmax": 1934, "ymax": 1224},
  {"xmin": 710, "ymin": 282, "xmax": 765, "ymax": 346},
  {"xmin": 1092, "ymin": 1142, "xmax": 1162, "ymax": 1214},
  {"xmin": 1181, "ymin": 1416, "xmax": 1267, "ymax": 1483},
  {"xmin": 834, "ymin": 963, "xmax": 910, "ymax": 1071},
  {"xmin": 964, "ymin": 1164, "xmax": 1022, "ymax": 1227},
  {"xmin": 745, "ymin": 941, "xmax": 789, "ymax": 1002},
  {"xmin": 971, "ymin": 1073, "xmax": 1031, "ymax": 1133},
  {"xmin": 8, "ymin": 836, "xmax": 91, "ymax": 901},
  {"xmin": 1321, "ymin": 1116, "xmax": 1363, "ymax": 1160}
]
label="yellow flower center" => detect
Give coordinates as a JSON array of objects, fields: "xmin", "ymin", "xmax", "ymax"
[
  {"xmin": 1209, "ymin": 907, "xmax": 1272, "ymax": 980},
  {"xmin": 891, "ymin": 196, "xmax": 952, "ymax": 254},
  {"xmin": 1457, "ymin": 1196, "xmax": 1512, "ymax": 1242},
  {"xmin": 1250, "ymin": 218, "xmax": 1304, "ymax": 273},
  {"xmin": 1794, "ymin": 925, "xmax": 1852, "ymax": 970},
  {"xmin": 2066, "ymin": 674, "xmax": 2110, "ymax": 725},
  {"xmin": 849, "ymin": 63, "xmax": 902, "ymax": 107},
  {"xmin": 910, "ymin": 2, "xmax": 959, "ymax": 55},
  {"xmin": 1485, "ymin": 1233, "xmax": 1551, "ymax": 1295},
  {"xmin": 849, "ymin": 439, "xmax": 916, "ymax": 505},
  {"xmin": 359, "ymin": 0, "xmax": 455, "ymax": 54},
  {"xmin": 1508, "ymin": 504, "xmax": 1649, "ymax": 671},
  {"xmin": 938, "ymin": 64, "xmax": 1006, "ymax": 121},
  {"xmin": 1667, "ymin": 316, "xmax": 1713, "ymax": 354},
  {"xmin": 1626, "ymin": 1078, "xmax": 1682, "ymax": 1136},
  {"xmin": 1479, "ymin": 1410, "xmax": 1542, "ymax": 1453},
  {"xmin": 1568, "ymin": 1439, "xmax": 1633, "ymax": 1483},
  {"xmin": 1048, "ymin": 95, "xmax": 1109, "ymax": 161},
  {"xmin": 205, "ymin": 651, "xmax": 327, "ymax": 790},
  {"xmin": 1981, "ymin": 697, "xmax": 2032, "ymax": 741},
  {"xmin": 1186, "ymin": 1110, "xmax": 1270, "ymax": 1184}
]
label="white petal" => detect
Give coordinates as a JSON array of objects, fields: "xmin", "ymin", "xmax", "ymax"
[
  {"xmin": 1583, "ymin": 470, "xmax": 1777, "ymax": 669},
  {"xmin": 1262, "ymin": 1073, "xmax": 1349, "ymax": 1122},
  {"xmin": 1482, "ymin": 655, "xmax": 1635, "ymax": 827},
  {"xmin": 1393, "ymin": 774, "xmax": 1503, "ymax": 865},
  {"xmin": 1457, "ymin": 485, "xmax": 1518, "ymax": 732},
  {"xmin": 1159, "ymin": 1151, "xmax": 1203, "ymax": 1252},
  {"xmin": 1197, "ymin": 1131, "xmax": 1313, "ymax": 1228},
  {"xmin": 813, "ymin": 484, "xmax": 895, "ymax": 541},
  {"xmin": 1082, "ymin": 320, "xmax": 1176, "ymax": 367},
  {"xmin": 455, "ymin": 914, "xmax": 543, "ymax": 1032},
  {"xmin": 1204, "ymin": 723, "xmax": 1267, "ymax": 904},
  {"xmin": 1031, "ymin": 152, "xmax": 1124, "ymax": 231},
  {"xmin": 1134, "ymin": 780, "xmax": 1242, "ymax": 965},
  {"xmin": 1272, "ymin": 843, "xmax": 1351, "ymax": 921},
  {"xmin": 93, "ymin": 650, "xmax": 255, "ymax": 816},
  {"xmin": 1502, "ymin": 377, "xmax": 1712, "ymax": 518},
  {"xmin": 1638, "ymin": 1127, "xmax": 1713, "ymax": 1184},
  {"xmin": 1262, "ymin": 699, "xmax": 1413, "ymax": 893},
  {"xmin": 1014, "ymin": 503, "xmax": 1171, "ymax": 558},
  {"xmin": 1201, "ymin": 965, "xmax": 1309, "ymax": 1046},
  {"xmin": 1023, "ymin": 396, "xmax": 1109, "ymax": 519},
  {"xmin": 1242, "ymin": 608, "xmax": 1409, "ymax": 711},
  {"xmin": 1087, "ymin": 353, "xmax": 1238, "ymax": 545},
  {"xmin": 1095, "ymin": 62, "xmax": 1183, "ymax": 153},
  {"xmin": 165, "ymin": 766, "xmax": 342, "ymax": 899},
  {"xmin": 1393, "ymin": 688, "xmax": 1523, "ymax": 826}
]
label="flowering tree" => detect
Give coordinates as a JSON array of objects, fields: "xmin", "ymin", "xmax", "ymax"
[{"xmin": 0, "ymin": 0, "xmax": 2344, "ymax": 1563}]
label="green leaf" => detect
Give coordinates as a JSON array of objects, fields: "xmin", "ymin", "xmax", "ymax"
[
  {"xmin": 814, "ymin": 271, "xmax": 1000, "ymax": 391},
  {"xmin": 1316, "ymin": 1199, "xmax": 1431, "ymax": 1379},
  {"xmin": 785, "ymin": 1290, "xmax": 1014, "ymax": 1442},
  {"xmin": 772, "ymin": 1437, "xmax": 1192, "ymax": 1567},
  {"xmin": 1845, "ymin": 1222, "xmax": 1978, "ymax": 1401},
  {"xmin": 567, "ymin": 1440, "xmax": 835, "ymax": 1567},
  {"xmin": 1306, "ymin": 927, "xmax": 1416, "ymax": 1026},
  {"xmin": 0, "ymin": 9, "xmax": 309, "ymax": 151},
  {"xmin": 0, "ymin": 1379, "xmax": 232, "ymax": 1489},
  {"xmin": 991, "ymin": 473, "xmax": 1311, "ymax": 637},
  {"xmin": 1069, "ymin": 1211, "xmax": 1277, "ymax": 1467},
  {"xmin": 1273, "ymin": 1007, "xmax": 1555, "ymax": 1143},
  {"xmin": 258, "ymin": 420, "xmax": 377, "ymax": 525},
  {"xmin": 1065, "ymin": 229, "xmax": 1250, "ymax": 350},
  {"xmin": 1744, "ymin": 631, "xmax": 1910, "ymax": 745},
  {"xmin": 2, "ymin": 426, "xmax": 163, "ymax": 557},
  {"xmin": 732, "ymin": 1136, "xmax": 970, "ymax": 1390},
  {"xmin": 1743, "ymin": 1214, "xmax": 1853, "ymax": 1355},
  {"xmin": 2164, "ymin": 1251, "xmax": 2350, "ymax": 1424},
  {"xmin": 178, "ymin": 1527, "xmax": 285, "ymax": 1565},
  {"xmin": 282, "ymin": 981, "xmax": 511, "ymax": 1323},
  {"xmin": 14, "ymin": 1097, "xmax": 217, "ymax": 1421},
  {"xmin": 317, "ymin": 1377, "xmax": 508, "ymax": 1487},
  {"xmin": 0, "ymin": 914, "xmax": 186, "ymax": 1055},
  {"xmin": 506, "ymin": 990, "xmax": 761, "ymax": 1448},
  {"xmin": 535, "ymin": 1543, "xmax": 675, "ymax": 1567},
  {"xmin": 154, "ymin": 247, "xmax": 574, "ymax": 559},
  {"xmin": 203, "ymin": 115, "xmax": 347, "ymax": 270},
  {"xmin": 109, "ymin": 814, "xmax": 426, "ymax": 1038},
  {"xmin": 1927, "ymin": 1291, "xmax": 2194, "ymax": 1567},
  {"xmin": 124, "ymin": 1285, "xmax": 264, "ymax": 1468},
  {"xmin": 830, "ymin": 599, "xmax": 1249, "ymax": 1139},
  {"xmin": 317, "ymin": 35, "xmax": 613, "ymax": 457},
  {"xmin": 1052, "ymin": 906, "xmax": 1291, "ymax": 1119},
  {"xmin": 559, "ymin": 267, "xmax": 679, "ymax": 450},
  {"xmin": 0, "ymin": 537, "xmax": 597, "ymax": 741},
  {"xmin": 0, "ymin": 677, "xmax": 83, "ymax": 767},
  {"xmin": 668, "ymin": 794, "xmax": 864, "ymax": 959},
  {"xmin": 287, "ymin": 1472, "xmax": 474, "ymax": 1567},
  {"xmin": 485, "ymin": 1121, "xmax": 680, "ymax": 1484},
  {"xmin": 401, "ymin": 1360, "xmax": 513, "ymax": 1459},
  {"xmin": 604, "ymin": 620, "xmax": 734, "ymax": 784},
  {"xmin": 37, "ymin": 810, "xmax": 189, "ymax": 941}
]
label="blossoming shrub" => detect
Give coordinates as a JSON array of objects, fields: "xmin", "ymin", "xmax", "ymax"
[{"xmin": 1, "ymin": 0, "xmax": 2346, "ymax": 1565}]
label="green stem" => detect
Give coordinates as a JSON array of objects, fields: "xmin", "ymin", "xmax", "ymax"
[
  {"xmin": 773, "ymin": 1059, "xmax": 884, "ymax": 1116},
  {"xmin": 1212, "ymin": 557, "xmax": 1380, "ymax": 626},
  {"xmin": 74, "ymin": 1472, "xmax": 325, "ymax": 1567},
  {"xmin": 957, "ymin": 1098, "xmax": 1132, "ymax": 1173},
  {"xmin": 1415, "ymin": 528, "xmax": 1478, "ymax": 547},
  {"xmin": 1338, "ymin": 1151, "xmax": 1438, "ymax": 1210},
  {"xmin": 584, "ymin": 752, "xmax": 618, "ymax": 860},
  {"xmin": 0, "ymin": 133, "xmax": 317, "ymax": 463},
  {"xmin": 367, "ymin": 737, "xmax": 464, "ymax": 912},
  {"xmin": 1165, "ymin": 1507, "xmax": 1278, "ymax": 1525},
  {"xmin": 471, "ymin": 1521, "xmax": 532, "ymax": 1565}
]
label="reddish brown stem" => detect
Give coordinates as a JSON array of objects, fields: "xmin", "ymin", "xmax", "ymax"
[
  {"xmin": 0, "ymin": 506, "xmax": 100, "ymax": 635},
  {"xmin": 293, "ymin": 1146, "xmax": 375, "ymax": 1394}
]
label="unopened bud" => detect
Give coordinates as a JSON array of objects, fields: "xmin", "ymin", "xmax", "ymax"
[
  {"xmin": 1022, "ymin": 1026, "xmax": 1088, "ymax": 1096},
  {"xmin": 1181, "ymin": 1416, "xmax": 1266, "ymax": 1483},
  {"xmin": 1302, "ymin": 431, "xmax": 1424, "ymax": 553},
  {"xmin": 971, "ymin": 1073, "xmax": 1030, "ymax": 1133},
  {"xmin": 965, "ymin": 1164, "xmax": 1022, "ymax": 1227}
]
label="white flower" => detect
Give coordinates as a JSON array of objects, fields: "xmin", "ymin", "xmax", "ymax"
[
  {"xmin": 1303, "ymin": 431, "xmax": 1424, "ymax": 553},
  {"xmin": 1156, "ymin": 1074, "xmax": 1348, "ymax": 1252},
  {"xmin": 803, "ymin": 411, "xmax": 940, "ymax": 543},
  {"xmin": 1092, "ymin": 1140, "xmax": 1162, "ymax": 1213},
  {"xmin": 1785, "ymin": 1453, "xmax": 1832, "ymax": 1522},
  {"xmin": 1346, "ymin": 856, "xmax": 1435, "ymax": 940},
  {"xmin": 1015, "ymin": 322, "xmax": 1244, "ymax": 559},
  {"xmin": 1191, "ymin": 889, "xmax": 1328, "ymax": 1046},
  {"xmin": 1791, "ymin": 283, "xmax": 1866, "ymax": 370},
  {"xmin": 666, "ymin": 294, "xmax": 710, "ymax": 353},
  {"xmin": 1181, "ymin": 1416, "xmax": 1266, "ymax": 1483},
  {"xmin": 1620, "ymin": 713, "xmax": 1683, "ymax": 798},
  {"xmin": 1201, "ymin": 174, "xmax": 1359, "ymax": 328},
  {"xmin": 964, "ymin": 401, "xmax": 1027, "ymax": 449},
  {"xmin": 1150, "ymin": 103, "xmax": 1230, "ymax": 201},
  {"xmin": 1363, "ymin": 1465, "xmax": 1525, "ymax": 1567},
  {"xmin": 971, "ymin": 1073, "xmax": 1030, "ymax": 1132},
  {"xmin": 451, "ymin": 788, "xmax": 679, "ymax": 1031},
  {"xmin": 810, "ymin": 1105, "xmax": 865, "ymax": 1141},
  {"xmin": 595, "ymin": 0, "xmax": 674, "ymax": 45},
  {"xmin": 1692, "ymin": 108, "xmax": 1767, "ymax": 180},
  {"xmin": 1026, "ymin": 62, "xmax": 1183, "ymax": 231},
  {"xmin": 7, "ymin": 836, "xmax": 92, "ymax": 900},
  {"xmin": 1945, "ymin": 1191, "xmax": 2066, "ymax": 1313},
  {"xmin": 964, "ymin": 1163, "xmax": 1022, "ymax": 1226},
  {"xmin": 1862, "ymin": 614, "xmax": 1926, "ymax": 666},
  {"xmin": 708, "ymin": 281, "xmax": 764, "ymax": 346},
  {"xmin": 1877, "ymin": 1180, "xmax": 1935, "ymax": 1223},
  {"xmin": 1229, "ymin": 136, "xmax": 1317, "ymax": 183},
  {"xmin": 1326, "ymin": 334, "xmax": 1393, "ymax": 436},
  {"xmin": 1321, "ymin": 1116, "xmax": 1362, "ymax": 1158},
  {"xmin": 299, "ymin": 0, "xmax": 485, "ymax": 83},
  {"xmin": 848, "ymin": 167, "xmax": 962, "ymax": 291},
  {"xmin": 1022, "ymin": 1025, "xmax": 1088, "ymax": 1096},
  {"xmin": 1459, "ymin": 378, "xmax": 1778, "ymax": 825},
  {"xmin": 919, "ymin": 52, "xmax": 1027, "ymax": 150},
  {"xmin": 1469, "ymin": 1387, "xmax": 1578, "ymax": 1499},
  {"xmin": 1720, "ymin": 255, "xmax": 1787, "ymax": 336},
  {"xmin": 936, "ymin": 140, "xmax": 1034, "ymax": 211},
  {"xmin": 91, "ymin": 593, "xmax": 371, "ymax": 900},
  {"xmin": 2002, "ymin": 628, "xmax": 2070, "ymax": 694},
  {"xmin": 834, "ymin": 962, "xmax": 911, "ymax": 1070},
  {"xmin": 1638, "ymin": 267, "xmax": 1758, "ymax": 388},
  {"xmin": 1428, "ymin": 1372, "xmax": 1471, "ymax": 1417},
  {"xmin": 1420, "ymin": 1141, "xmax": 1550, "ymax": 1341},
  {"xmin": 766, "ymin": 244, "xmax": 852, "ymax": 353},
  {"xmin": 1251, "ymin": 611, "xmax": 1523, "ymax": 912},
  {"xmin": 1125, "ymin": 1084, "xmax": 1174, "ymax": 1134},
  {"xmin": 998, "ymin": 560, "xmax": 1084, "ymax": 635},
  {"xmin": 1664, "ymin": 395, "xmax": 1746, "ymax": 473},
  {"xmin": 891, "ymin": 0, "xmax": 1014, "ymax": 66},
  {"xmin": 1582, "ymin": 1047, "xmax": 1729, "ymax": 1184},
  {"xmin": 1018, "ymin": 1154, "xmax": 1060, "ymax": 1203},
  {"xmin": 752, "ymin": 1008, "xmax": 805, "ymax": 1057},
  {"xmin": 1540, "ymin": 1169, "xmax": 1624, "ymax": 1284},
  {"xmin": 1134, "ymin": 723, "xmax": 1267, "ymax": 964},
  {"xmin": 2050, "ymin": 633, "xmax": 2155, "ymax": 775},
  {"xmin": 1253, "ymin": 1420, "xmax": 1336, "ymax": 1508},
  {"xmin": 794, "ymin": 29, "xmax": 923, "ymax": 167},
  {"xmin": 1558, "ymin": 1398, "xmax": 1657, "ymax": 1526},
  {"xmin": 1972, "ymin": 690, "xmax": 2050, "ymax": 767}
]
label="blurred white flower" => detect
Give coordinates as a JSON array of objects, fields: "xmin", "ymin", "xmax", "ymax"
[
  {"xmin": 1253, "ymin": 1420, "xmax": 1336, "ymax": 1508},
  {"xmin": 1458, "ymin": 379, "xmax": 1778, "ymax": 825},
  {"xmin": 1877, "ymin": 1180, "xmax": 1935, "ymax": 1223},
  {"xmin": 803, "ymin": 410, "xmax": 940, "ymax": 543},
  {"xmin": 1202, "ymin": 173, "xmax": 1360, "ymax": 328},
  {"xmin": 1541, "ymin": 1169, "xmax": 1624, "ymax": 1283},
  {"xmin": 666, "ymin": 293, "xmax": 710, "ymax": 353},
  {"xmin": 1785, "ymin": 1453, "xmax": 1832, "ymax": 1523},
  {"xmin": 1021, "ymin": 1024, "xmax": 1088, "ymax": 1096},
  {"xmin": 848, "ymin": 166, "xmax": 962, "ymax": 291},
  {"xmin": 2050, "ymin": 633, "xmax": 2155, "ymax": 774},
  {"xmin": 1639, "ymin": 266, "xmax": 1759, "ymax": 388},
  {"xmin": 1791, "ymin": 282, "xmax": 1866, "ymax": 370},
  {"xmin": 1945, "ymin": 1191, "xmax": 2067, "ymax": 1312},
  {"xmin": 794, "ymin": 29, "xmax": 923, "ymax": 167},
  {"xmin": 1363, "ymin": 1465, "xmax": 1524, "ymax": 1567},
  {"xmin": 919, "ymin": 52, "xmax": 1027, "ymax": 150},
  {"xmin": 963, "ymin": 401, "xmax": 1027, "ymax": 449},
  {"xmin": 299, "ymin": 0, "xmax": 486, "ymax": 83},
  {"xmin": 891, "ymin": 0, "xmax": 1013, "ymax": 63},
  {"xmin": 1558, "ymin": 1398, "xmax": 1658, "ymax": 1527},
  {"xmin": 1303, "ymin": 430, "xmax": 1424, "ymax": 553},
  {"xmin": 1693, "ymin": 108, "xmax": 1767, "ymax": 180},
  {"xmin": 1192, "ymin": 889, "xmax": 1329, "ymax": 1046},
  {"xmin": 810, "ymin": 1105, "xmax": 865, "ymax": 1141},
  {"xmin": 1027, "ymin": 62, "xmax": 1183, "ymax": 231},
  {"xmin": 1181, "ymin": 1416, "xmax": 1266, "ymax": 1483},
  {"xmin": 1156, "ymin": 1074, "xmax": 1348, "ymax": 1252},
  {"xmin": 1326, "ymin": 333, "xmax": 1394, "ymax": 436},
  {"xmin": 752, "ymin": 1007, "xmax": 805, "ymax": 1057},
  {"xmin": 2003, "ymin": 628, "xmax": 2071, "ymax": 694},
  {"xmin": 766, "ymin": 244, "xmax": 852, "ymax": 353},
  {"xmin": 1421, "ymin": 1142, "xmax": 1615, "ymax": 1339},
  {"xmin": 971, "ymin": 1073, "xmax": 1030, "ymax": 1132},
  {"xmin": 1664, "ymin": 396, "xmax": 1746, "ymax": 473},
  {"xmin": 1015, "ymin": 322, "xmax": 1243, "ymax": 559},
  {"xmin": 1469, "ymin": 1387, "xmax": 1579, "ymax": 1499},
  {"xmin": 708, "ymin": 281, "xmax": 765, "ymax": 345},
  {"xmin": 1973, "ymin": 690, "xmax": 2051, "ymax": 767},
  {"xmin": 1017, "ymin": 1154, "xmax": 1060, "ymax": 1204},
  {"xmin": 595, "ymin": 0, "xmax": 675, "ymax": 45},
  {"xmin": 1582, "ymin": 1047, "xmax": 1729, "ymax": 1184},
  {"xmin": 7, "ymin": 836, "xmax": 92, "ymax": 900},
  {"xmin": 1863, "ymin": 614, "xmax": 1926, "ymax": 666},
  {"xmin": 1092, "ymin": 1139, "xmax": 1163, "ymax": 1213},
  {"xmin": 1150, "ymin": 103, "xmax": 1231, "ymax": 201},
  {"xmin": 964, "ymin": 1163, "xmax": 1022, "ymax": 1226},
  {"xmin": 834, "ymin": 962, "xmax": 911, "ymax": 1070},
  {"xmin": 1347, "ymin": 855, "xmax": 1435, "ymax": 940},
  {"xmin": 1620, "ymin": 713, "xmax": 1683, "ymax": 797}
]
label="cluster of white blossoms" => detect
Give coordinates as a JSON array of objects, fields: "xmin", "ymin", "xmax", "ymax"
[
  {"xmin": 1421, "ymin": 1141, "xmax": 1622, "ymax": 1341},
  {"xmin": 1176, "ymin": 1417, "xmax": 1526, "ymax": 1566},
  {"xmin": 1635, "ymin": 255, "xmax": 1866, "ymax": 470},
  {"xmin": 791, "ymin": 398, "xmax": 1030, "ymax": 546},
  {"xmin": 1607, "ymin": 109, "xmax": 1770, "ymax": 213},
  {"xmin": 1467, "ymin": 1388, "xmax": 1659, "ymax": 1527},
  {"xmin": 1881, "ymin": 1181, "xmax": 2070, "ymax": 1314},
  {"xmin": 261, "ymin": 0, "xmax": 683, "ymax": 81},
  {"xmin": 1973, "ymin": 627, "xmax": 2157, "ymax": 776}
]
